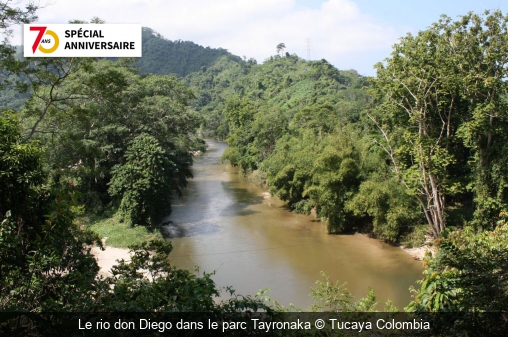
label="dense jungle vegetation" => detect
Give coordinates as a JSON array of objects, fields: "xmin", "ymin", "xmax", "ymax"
[
  {"xmin": 0, "ymin": 1, "xmax": 507, "ymax": 335},
  {"xmin": 135, "ymin": 27, "xmax": 243, "ymax": 77}
]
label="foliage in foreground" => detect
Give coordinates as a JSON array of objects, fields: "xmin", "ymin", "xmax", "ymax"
[
  {"xmin": 407, "ymin": 218, "xmax": 508, "ymax": 312},
  {"xmin": 311, "ymin": 272, "xmax": 397, "ymax": 313}
]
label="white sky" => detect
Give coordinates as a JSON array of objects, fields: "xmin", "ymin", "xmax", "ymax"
[{"xmin": 11, "ymin": 0, "xmax": 508, "ymax": 76}]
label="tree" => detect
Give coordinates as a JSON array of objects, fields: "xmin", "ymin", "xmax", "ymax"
[
  {"xmin": 0, "ymin": 112, "xmax": 104, "ymax": 312},
  {"xmin": 303, "ymin": 143, "xmax": 361, "ymax": 233},
  {"xmin": 109, "ymin": 134, "xmax": 178, "ymax": 228},
  {"xmin": 405, "ymin": 219, "xmax": 508, "ymax": 335},
  {"xmin": 368, "ymin": 11, "xmax": 508, "ymax": 237},
  {"xmin": 0, "ymin": 111, "xmax": 45, "ymax": 224},
  {"xmin": 450, "ymin": 11, "xmax": 508, "ymax": 226},
  {"xmin": 0, "ymin": 1, "xmax": 40, "ymax": 88},
  {"xmin": 222, "ymin": 96, "xmax": 258, "ymax": 171},
  {"xmin": 0, "ymin": 1, "xmax": 38, "ymax": 30},
  {"xmin": 347, "ymin": 175, "xmax": 422, "ymax": 242},
  {"xmin": 276, "ymin": 43, "xmax": 286, "ymax": 56},
  {"xmin": 21, "ymin": 57, "xmax": 93, "ymax": 141}
]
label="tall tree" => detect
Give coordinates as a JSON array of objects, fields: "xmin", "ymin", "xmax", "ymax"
[
  {"xmin": 276, "ymin": 43, "xmax": 286, "ymax": 56},
  {"xmin": 0, "ymin": 112, "xmax": 45, "ymax": 224},
  {"xmin": 368, "ymin": 11, "xmax": 508, "ymax": 237},
  {"xmin": 451, "ymin": 11, "xmax": 508, "ymax": 226},
  {"xmin": 109, "ymin": 134, "xmax": 177, "ymax": 228}
]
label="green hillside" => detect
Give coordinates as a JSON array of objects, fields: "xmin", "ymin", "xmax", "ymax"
[
  {"xmin": 184, "ymin": 54, "xmax": 368, "ymax": 139},
  {"xmin": 135, "ymin": 27, "xmax": 243, "ymax": 77}
]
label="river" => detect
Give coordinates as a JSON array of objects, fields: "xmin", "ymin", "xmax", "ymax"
[{"xmin": 162, "ymin": 139, "xmax": 423, "ymax": 310}]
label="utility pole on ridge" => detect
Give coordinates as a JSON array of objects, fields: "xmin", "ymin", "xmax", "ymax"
[{"xmin": 305, "ymin": 38, "xmax": 312, "ymax": 61}]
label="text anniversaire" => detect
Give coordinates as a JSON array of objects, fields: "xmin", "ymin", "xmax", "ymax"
[
  {"xmin": 23, "ymin": 24, "xmax": 141, "ymax": 57},
  {"xmin": 64, "ymin": 41, "xmax": 135, "ymax": 50}
]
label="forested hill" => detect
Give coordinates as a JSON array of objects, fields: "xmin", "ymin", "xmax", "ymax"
[
  {"xmin": 184, "ymin": 54, "xmax": 367, "ymax": 140},
  {"xmin": 135, "ymin": 27, "xmax": 243, "ymax": 77}
]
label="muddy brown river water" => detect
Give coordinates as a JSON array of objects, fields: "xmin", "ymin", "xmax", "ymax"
[{"xmin": 162, "ymin": 139, "xmax": 423, "ymax": 310}]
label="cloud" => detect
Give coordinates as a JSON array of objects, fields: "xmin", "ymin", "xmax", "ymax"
[{"xmin": 14, "ymin": 0, "xmax": 399, "ymax": 75}]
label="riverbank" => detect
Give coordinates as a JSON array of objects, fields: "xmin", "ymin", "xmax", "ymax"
[
  {"xmin": 252, "ymin": 170, "xmax": 430, "ymax": 262},
  {"xmin": 90, "ymin": 241, "xmax": 131, "ymax": 277},
  {"xmin": 401, "ymin": 245, "xmax": 431, "ymax": 261},
  {"xmin": 82, "ymin": 213, "xmax": 162, "ymax": 248},
  {"xmin": 85, "ymin": 214, "xmax": 161, "ymax": 276},
  {"xmin": 401, "ymin": 236, "xmax": 436, "ymax": 261}
]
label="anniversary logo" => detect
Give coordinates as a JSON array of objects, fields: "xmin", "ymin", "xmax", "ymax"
[{"xmin": 23, "ymin": 24, "xmax": 142, "ymax": 57}]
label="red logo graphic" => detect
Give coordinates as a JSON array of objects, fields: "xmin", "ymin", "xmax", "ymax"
[{"xmin": 30, "ymin": 26, "xmax": 59, "ymax": 54}]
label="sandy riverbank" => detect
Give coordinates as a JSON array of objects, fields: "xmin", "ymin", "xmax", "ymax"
[
  {"xmin": 90, "ymin": 238, "xmax": 131, "ymax": 277},
  {"xmin": 402, "ymin": 246, "xmax": 431, "ymax": 261}
]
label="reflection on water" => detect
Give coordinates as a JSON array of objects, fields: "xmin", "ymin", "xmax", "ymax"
[{"xmin": 162, "ymin": 139, "xmax": 423, "ymax": 310}]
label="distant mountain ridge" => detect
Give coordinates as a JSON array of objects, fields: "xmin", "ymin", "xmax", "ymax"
[{"xmin": 135, "ymin": 27, "xmax": 243, "ymax": 77}]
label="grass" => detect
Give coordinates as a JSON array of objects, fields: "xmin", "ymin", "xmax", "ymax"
[{"xmin": 82, "ymin": 213, "xmax": 163, "ymax": 248}]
